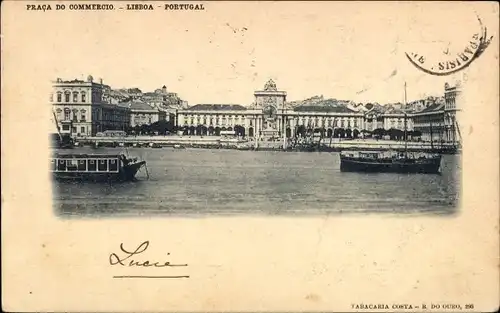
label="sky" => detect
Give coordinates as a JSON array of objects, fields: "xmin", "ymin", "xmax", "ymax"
[{"xmin": 4, "ymin": 1, "xmax": 497, "ymax": 106}]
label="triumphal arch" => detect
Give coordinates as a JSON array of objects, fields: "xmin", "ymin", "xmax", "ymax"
[{"xmin": 253, "ymin": 79, "xmax": 287, "ymax": 139}]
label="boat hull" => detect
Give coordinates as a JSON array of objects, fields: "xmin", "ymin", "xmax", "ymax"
[
  {"xmin": 53, "ymin": 161, "xmax": 146, "ymax": 182},
  {"xmin": 340, "ymin": 157, "xmax": 441, "ymax": 174}
]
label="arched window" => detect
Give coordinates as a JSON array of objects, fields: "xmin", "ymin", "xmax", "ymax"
[
  {"xmin": 73, "ymin": 91, "xmax": 78, "ymax": 102},
  {"xmin": 64, "ymin": 91, "xmax": 70, "ymax": 103},
  {"xmin": 80, "ymin": 109, "xmax": 86, "ymax": 121},
  {"xmin": 64, "ymin": 108, "xmax": 70, "ymax": 120},
  {"xmin": 81, "ymin": 91, "xmax": 86, "ymax": 103},
  {"xmin": 57, "ymin": 92, "xmax": 62, "ymax": 102}
]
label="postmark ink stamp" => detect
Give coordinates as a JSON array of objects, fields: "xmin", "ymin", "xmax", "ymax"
[{"xmin": 405, "ymin": 15, "xmax": 493, "ymax": 76}]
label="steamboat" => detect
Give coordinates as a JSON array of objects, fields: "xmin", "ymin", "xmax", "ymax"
[
  {"xmin": 340, "ymin": 150, "xmax": 441, "ymax": 173},
  {"xmin": 50, "ymin": 153, "xmax": 147, "ymax": 182},
  {"xmin": 339, "ymin": 82, "xmax": 443, "ymax": 174}
]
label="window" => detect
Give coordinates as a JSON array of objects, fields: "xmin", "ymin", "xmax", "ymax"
[
  {"xmin": 73, "ymin": 92, "xmax": 78, "ymax": 102},
  {"xmin": 62, "ymin": 125, "xmax": 70, "ymax": 131},
  {"xmin": 64, "ymin": 92, "xmax": 70, "ymax": 103},
  {"xmin": 57, "ymin": 92, "xmax": 62, "ymax": 102},
  {"xmin": 81, "ymin": 110, "xmax": 86, "ymax": 121},
  {"xmin": 81, "ymin": 127, "xmax": 85, "ymax": 134},
  {"xmin": 81, "ymin": 92, "xmax": 86, "ymax": 102},
  {"xmin": 64, "ymin": 109, "xmax": 70, "ymax": 120},
  {"xmin": 72, "ymin": 110, "xmax": 78, "ymax": 122}
]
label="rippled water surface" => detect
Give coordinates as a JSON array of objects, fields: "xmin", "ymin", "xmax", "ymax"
[{"xmin": 53, "ymin": 147, "xmax": 460, "ymax": 217}]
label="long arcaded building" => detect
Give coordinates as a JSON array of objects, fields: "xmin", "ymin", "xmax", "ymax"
[{"xmin": 176, "ymin": 79, "xmax": 461, "ymax": 142}]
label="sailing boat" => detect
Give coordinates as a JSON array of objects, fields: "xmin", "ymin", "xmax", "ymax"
[{"xmin": 339, "ymin": 82, "xmax": 442, "ymax": 174}]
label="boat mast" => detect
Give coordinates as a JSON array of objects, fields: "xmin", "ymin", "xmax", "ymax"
[
  {"xmin": 329, "ymin": 117, "xmax": 336, "ymax": 148},
  {"xmin": 430, "ymin": 119, "xmax": 434, "ymax": 150},
  {"xmin": 282, "ymin": 112, "xmax": 286, "ymax": 150},
  {"xmin": 404, "ymin": 82, "xmax": 408, "ymax": 156},
  {"xmin": 254, "ymin": 115, "xmax": 258, "ymax": 150}
]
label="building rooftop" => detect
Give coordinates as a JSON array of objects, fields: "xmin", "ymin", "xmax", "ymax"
[
  {"xmin": 418, "ymin": 102, "xmax": 444, "ymax": 113},
  {"xmin": 383, "ymin": 106, "xmax": 407, "ymax": 114},
  {"xmin": 187, "ymin": 104, "xmax": 248, "ymax": 111},
  {"xmin": 119, "ymin": 100, "xmax": 158, "ymax": 111},
  {"xmin": 294, "ymin": 105, "xmax": 356, "ymax": 113}
]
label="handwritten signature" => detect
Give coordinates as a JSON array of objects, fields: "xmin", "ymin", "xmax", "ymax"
[{"xmin": 109, "ymin": 241, "xmax": 188, "ymax": 268}]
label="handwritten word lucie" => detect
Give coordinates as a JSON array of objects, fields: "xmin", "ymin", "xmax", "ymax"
[{"xmin": 109, "ymin": 241, "xmax": 188, "ymax": 268}]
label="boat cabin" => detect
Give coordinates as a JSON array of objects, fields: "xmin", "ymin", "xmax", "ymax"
[
  {"xmin": 359, "ymin": 152, "xmax": 379, "ymax": 159},
  {"xmin": 50, "ymin": 154, "xmax": 121, "ymax": 173}
]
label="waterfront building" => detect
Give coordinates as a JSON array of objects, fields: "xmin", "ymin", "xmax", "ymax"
[
  {"xmin": 51, "ymin": 76, "xmax": 458, "ymax": 141},
  {"xmin": 51, "ymin": 75, "xmax": 130, "ymax": 136},
  {"xmin": 364, "ymin": 104, "xmax": 413, "ymax": 132},
  {"xmin": 412, "ymin": 82, "xmax": 461, "ymax": 143},
  {"xmin": 412, "ymin": 103, "xmax": 445, "ymax": 142},
  {"xmin": 176, "ymin": 79, "xmax": 415, "ymax": 139},
  {"xmin": 141, "ymin": 85, "xmax": 184, "ymax": 124},
  {"xmin": 120, "ymin": 99, "xmax": 167, "ymax": 127},
  {"xmin": 444, "ymin": 82, "xmax": 461, "ymax": 143}
]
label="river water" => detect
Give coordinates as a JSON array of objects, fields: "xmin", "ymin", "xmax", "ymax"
[{"xmin": 53, "ymin": 147, "xmax": 460, "ymax": 217}]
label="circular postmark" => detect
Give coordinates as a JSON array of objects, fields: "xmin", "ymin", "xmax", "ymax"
[{"xmin": 405, "ymin": 15, "xmax": 493, "ymax": 76}]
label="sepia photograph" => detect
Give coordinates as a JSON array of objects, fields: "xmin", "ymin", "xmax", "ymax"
[
  {"xmin": 50, "ymin": 76, "xmax": 461, "ymax": 217},
  {"xmin": 2, "ymin": 1, "xmax": 498, "ymax": 312}
]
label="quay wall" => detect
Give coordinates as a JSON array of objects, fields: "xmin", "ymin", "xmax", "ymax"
[{"xmin": 75, "ymin": 136, "xmax": 458, "ymax": 152}]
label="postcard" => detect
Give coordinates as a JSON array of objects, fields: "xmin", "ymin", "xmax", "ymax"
[{"xmin": 1, "ymin": 1, "xmax": 499, "ymax": 312}]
